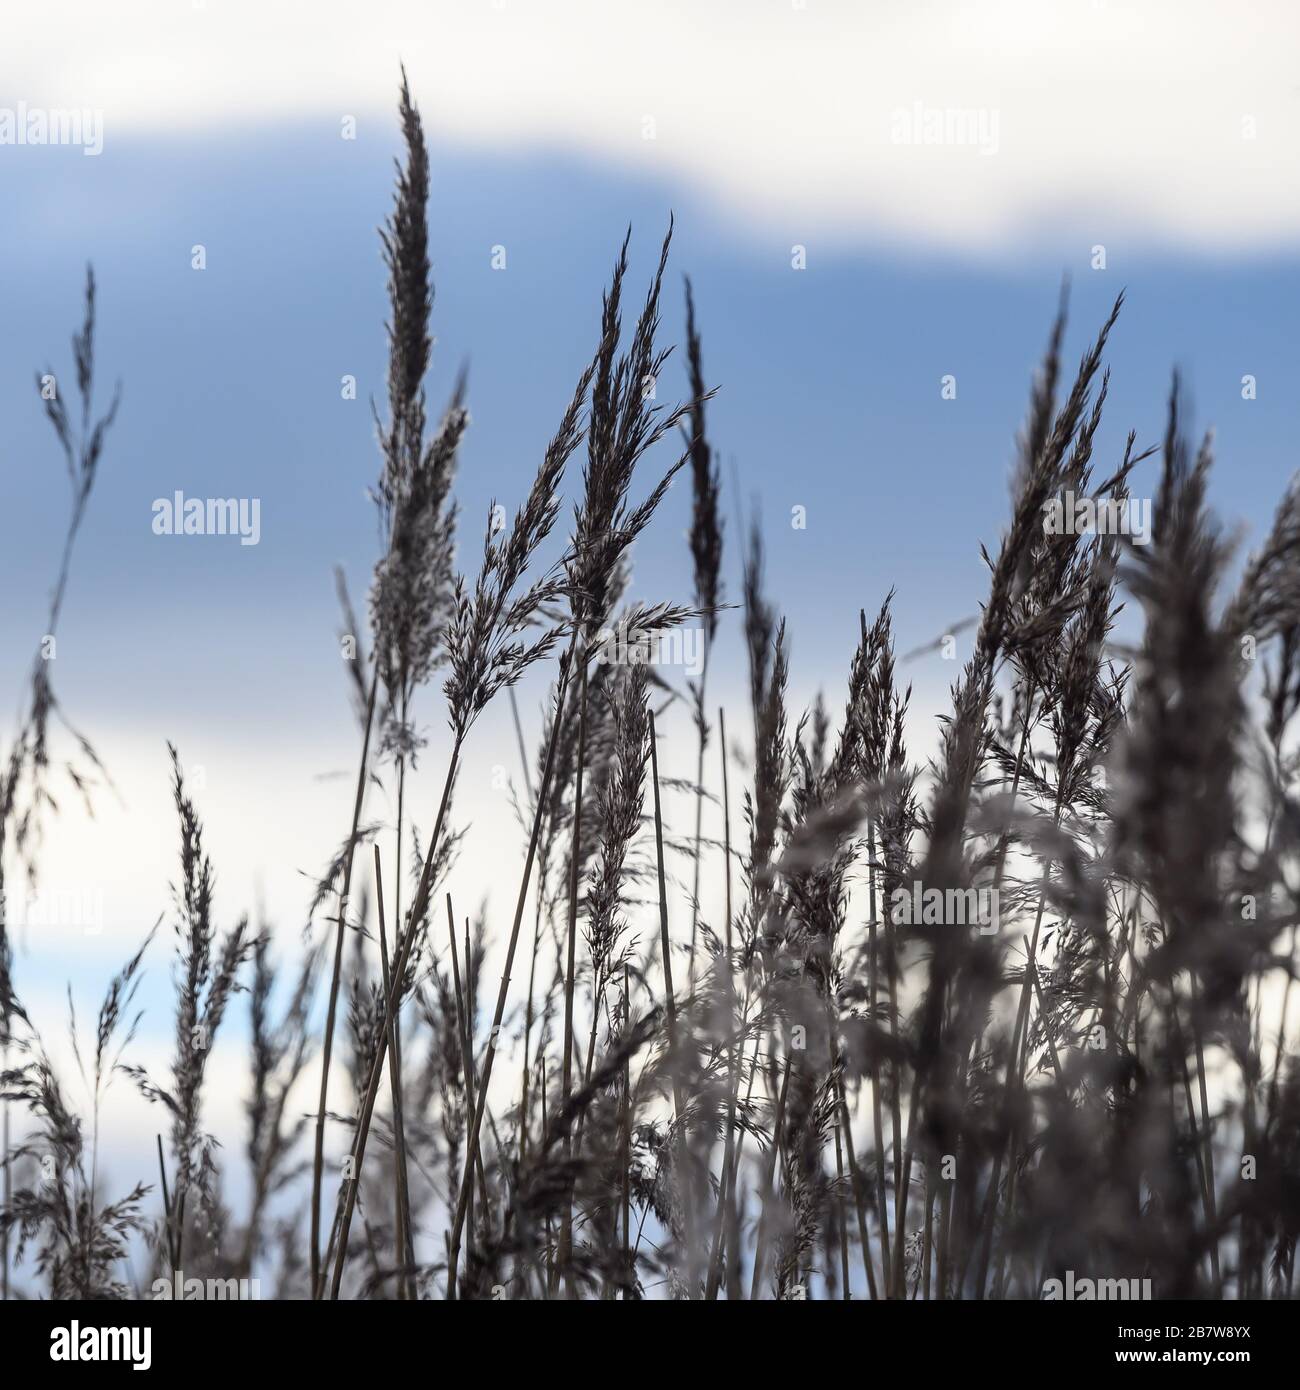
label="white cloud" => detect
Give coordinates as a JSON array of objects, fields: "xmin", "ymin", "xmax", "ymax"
[{"xmin": 1, "ymin": 0, "xmax": 1295, "ymax": 256}]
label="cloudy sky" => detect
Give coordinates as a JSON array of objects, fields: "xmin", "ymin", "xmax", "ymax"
[
  {"xmin": 7, "ymin": 0, "xmax": 1300, "ymax": 253},
  {"xmin": 1, "ymin": 0, "xmax": 1296, "ymax": 1221}
]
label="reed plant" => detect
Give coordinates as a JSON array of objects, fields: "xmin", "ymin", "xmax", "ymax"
[{"xmin": 4, "ymin": 79, "xmax": 1300, "ymax": 1303}]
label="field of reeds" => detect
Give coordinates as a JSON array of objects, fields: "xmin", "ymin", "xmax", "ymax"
[{"xmin": 3, "ymin": 77, "xmax": 1300, "ymax": 1303}]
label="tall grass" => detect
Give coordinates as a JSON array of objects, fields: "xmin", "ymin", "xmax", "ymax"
[{"xmin": 3, "ymin": 80, "xmax": 1300, "ymax": 1301}]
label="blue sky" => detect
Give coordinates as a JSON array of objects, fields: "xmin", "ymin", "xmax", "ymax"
[
  {"xmin": 2, "ymin": 122, "xmax": 1294, "ymax": 774},
  {"xmin": 4, "ymin": 124, "xmax": 1295, "ymax": 707},
  {"xmin": 1, "ymin": 0, "xmax": 1297, "ymax": 1221}
]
